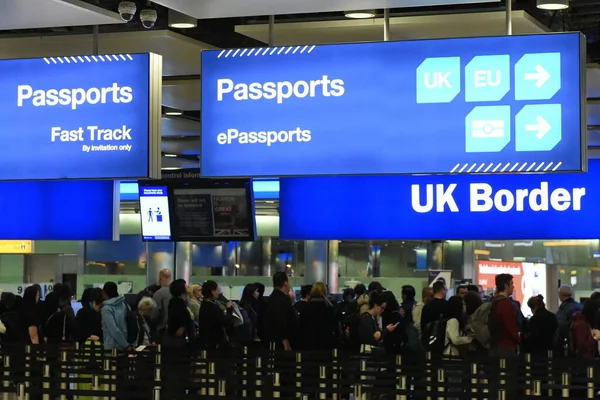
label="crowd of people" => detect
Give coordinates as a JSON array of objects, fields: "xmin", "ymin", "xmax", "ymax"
[{"xmin": 0, "ymin": 270, "xmax": 598, "ymax": 362}]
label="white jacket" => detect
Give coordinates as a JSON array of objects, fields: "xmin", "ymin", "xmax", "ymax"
[{"xmin": 443, "ymin": 318, "xmax": 472, "ymax": 356}]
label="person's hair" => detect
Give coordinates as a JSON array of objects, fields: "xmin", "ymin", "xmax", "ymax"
[
  {"xmin": 401, "ymin": 285, "xmax": 416, "ymax": 301},
  {"xmin": 138, "ymin": 297, "xmax": 156, "ymax": 312},
  {"xmin": 103, "ymin": 282, "xmax": 119, "ymax": 299},
  {"xmin": 432, "ymin": 281, "xmax": 446, "ymax": 294},
  {"xmin": 382, "ymin": 291, "xmax": 400, "ymax": 313},
  {"xmin": 169, "ymin": 279, "xmax": 187, "ymax": 298},
  {"xmin": 310, "ymin": 282, "xmax": 327, "ymax": 298},
  {"xmin": 21, "ymin": 285, "xmax": 39, "ymax": 311},
  {"xmin": 240, "ymin": 284, "xmax": 258, "ymax": 307},
  {"xmin": 300, "ymin": 285, "xmax": 313, "ymax": 299},
  {"xmin": 90, "ymin": 288, "xmax": 104, "ymax": 306},
  {"xmin": 2, "ymin": 292, "xmax": 16, "ymax": 311},
  {"xmin": 254, "ymin": 283, "xmax": 265, "ymax": 296},
  {"xmin": 445, "ymin": 296, "xmax": 465, "ymax": 329},
  {"xmin": 457, "ymin": 285, "xmax": 468, "ymax": 292},
  {"xmin": 466, "ymin": 284, "xmax": 479, "ymax": 292},
  {"xmin": 159, "ymin": 269, "xmax": 171, "ymax": 280},
  {"xmin": 273, "ymin": 272, "xmax": 289, "ymax": 289},
  {"xmin": 80, "ymin": 288, "xmax": 93, "ymax": 305},
  {"xmin": 463, "ymin": 291, "xmax": 483, "ymax": 315},
  {"xmin": 559, "ymin": 284, "xmax": 574, "ymax": 298},
  {"xmin": 31, "ymin": 284, "xmax": 42, "ymax": 298},
  {"xmin": 53, "ymin": 283, "xmax": 64, "ymax": 295},
  {"xmin": 582, "ymin": 298, "xmax": 600, "ymax": 326},
  {"xmin": 354, "ymin": 284, "xmax": 367, "ymax": 297},
  {"xmin": 422, "ymin": 286, "xmax": 433, "ymax": 298},
  {"xmin": 58, "ymin": 284, "xmax": 73, "ymax": 301},
  {"xmin": 187, "ymin": 284, "xmax": 201, "ymax": 300},
  {"xmin": 590, "ymin": 291, "xmax": 600, "ymax": 302},
  {"xmin": 342, "ymin": 288, "xmax": 355, "ymax": 300},
  {"xmin": 495, "ymin": 274, "xmax": 513, "ymax": 292},
  {"xmin": 201, "ymin": 280, "xmax": 219, "ymax": 299},
  {"xmin": 368, "ymin": 290, "xmax": 386, "ymax": 309},
  {"xmin": 527, "ymin": 294, "xmax": 545, "ymax": 310},
  {"xmin": 368, "ymin": 282, "xmax": 384, "ymax": 293}
]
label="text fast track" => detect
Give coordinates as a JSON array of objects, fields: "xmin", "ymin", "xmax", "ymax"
[{"xmin": 52, "ymin": 125, "xmax": 132, "ymax": 142}]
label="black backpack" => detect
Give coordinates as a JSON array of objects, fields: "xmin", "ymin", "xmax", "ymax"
[
  {"xmin": 422, "ymin": 315, "xmax": 448, "ymax": 354},
  {"xmin": 344, "ymin": 312, "xmax": 365, "ymax": 350},
  {"xmin": 45, "ymin": 306, "xmax": 75, "ymax": 344}
]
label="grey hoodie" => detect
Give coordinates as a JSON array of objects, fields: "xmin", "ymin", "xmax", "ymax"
[{"xmin": 101, "ymin": 295, "xmax": 130, "ymax": 350}]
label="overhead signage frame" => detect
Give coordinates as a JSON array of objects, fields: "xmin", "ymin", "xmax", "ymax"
[
  {"xmin": 0, "ymin": 53, "xmax": 162, "ymax": 180},
  {"xmin": 201, "ymin": 33, "xmax": 586, "ymax": 177}
]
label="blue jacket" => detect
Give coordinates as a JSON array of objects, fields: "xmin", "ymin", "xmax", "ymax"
[
  {"xmin": 101, "ymin": 296, "xmax": 130, "ymax": 350},
  {"xmin": 556, "ymin": 298, "xmax": 582, "ymax": 339}
]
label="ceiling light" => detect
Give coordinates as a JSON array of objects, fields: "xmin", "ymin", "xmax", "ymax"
[
  {"xmin": 168, "ymin": 10, "xmax": 197, "ymax": 29},
  {"xmin": 536, "ymin": 0, "xmax": 569, "ymax": 10},
  {"xmin": 164, "ymin": 154, "xmax": 177, "ymax": 158},
  {"xmin": 165, "ymin": 110, "xmax": 183, "ymax": 116},
  {"xmin": 161, "ymin": 167, "xmax": 180, "ymax": 170},
  {"xmin": 345, "ymin": 10, "xmax": 377, "ymax": 19}
]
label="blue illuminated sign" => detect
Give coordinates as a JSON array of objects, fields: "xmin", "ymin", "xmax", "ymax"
[
  {"xmin": 279, "ymin": 160, "xmax": 600, "ymax": 241},
  {"xmin": 0, "ymin": 181, "xmax": 117, "ymax": 240},
  {"xmin": 201, "ymin": 33, "xmax": 585, "ymax": 177},
  {"xmin": 0, "ymin": 54, "xmax": 161, "ymax": 180}
]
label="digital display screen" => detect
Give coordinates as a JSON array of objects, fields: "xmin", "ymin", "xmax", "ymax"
[{"xmin": 139, "ymin": 186, "xmax": 172, "ymax": 241}]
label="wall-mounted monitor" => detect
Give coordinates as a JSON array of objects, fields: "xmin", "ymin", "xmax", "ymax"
[{"xmin": 138, "ymin": 185, "xmax": 172, "ymax": 241}]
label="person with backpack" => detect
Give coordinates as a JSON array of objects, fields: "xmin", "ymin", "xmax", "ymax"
[
  {"xmin": 45, "ymin": 285, "xmax": 76, "ymax": 346},
  {"xmin": 571, "ymin": 298, "xmax": 600, "ymax": 359},
  {"xmin": 488, "ymin": 274, "xmax": 519, "ymax": 357},
  {"xmin": 420, "ymin": 281, "xmax": 447, "ymax": 350}
]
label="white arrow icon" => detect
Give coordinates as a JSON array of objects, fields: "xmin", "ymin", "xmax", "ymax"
[
  {"xmin": 525, "ymin": 116, "xmax": 552, "ymax": 139},
  {"xmin": 524, "ymin": 64, "xmax": 551, "ymax": 88}
]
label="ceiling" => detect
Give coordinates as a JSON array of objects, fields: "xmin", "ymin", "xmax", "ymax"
[
  {"xmin": 1, "ymin": 0, "xmax": 600, "ymax": 171},
  {"xmin": 0, "ymin": 0, "xmax": 123, "ymax": 30}
]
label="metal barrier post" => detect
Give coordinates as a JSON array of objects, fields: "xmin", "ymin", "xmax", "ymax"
[
  {"xmin": 532, "ymin": 380, "xmax": 542, "ymax": 396},
  {"xmin": 273, "ymin": 372, "xmax": 281, "ymax": 399},
  {"xmin": 16, "ymin": 383, "xmax": 25, "ymax": 400},
  {"xmin": 396, "ymin": 375, "xmax": 407, "ymax": 400},
  {"xmin": 255, "ymin": 356, "xmax": 263, "ymax": 398},
  {"xmin": 218, "ymin": 379, "xmax": 227, "ymax": 397},
  {"xmin": 42, "ymin": 364, "xmax": 51, "ymax": 400},
  {"xmin": 109, "ymin": 349, "xmax": 117, "ymax": 400},
  {"xmin": 241, "ymin": 347, "xmax": 248, "ymax": 398},
  {"xmin": 24, "ymin": 345, "xmax": 31, "ymax": 400},
  {"xmin": 332, "ymin": 349, "xmax": 339, "ymax": 400},
  {"xmin": 437, "ymin": 369, "xmax": 445, "ymax": 398},
  {"xmin": 587, "ymin": 366, "xmax": 595, "ymax": 399},
  {"xmin": 200, "ymin": 350, "xmax": 207, "ymax": 396},
  {"xmin": 295, "ymin": 352, "xmax": 302, "ymax": 399},
  {"xmin": 60, "ymin": 351, "xmax": 68, "ymax": 400},
  {"xmin": 547, "ymin": 349, "xmax": 554, "ymax": 397},
  {"xmin": 319, "ymin": 366, "xmax": 327, "ymax": 400},
  {"xmin": 3, "ymin": 355, "xmax": 11, "ymax": 400},
  {"xmin": 524, "ymin": 353, "xmax": 531, "ymax": 396},
  {"xmin": 358, "ymin": 359, "xmax": 367, "ymax": 400},
  {"xmin": 561, "ymin": 372, "xmax": 570, "ymax": 398},
  {"xmin": 152, "ymin": 386, "xmax": 161, "ymax": 400},
  {"xmin": 425, "ymin": 352, "xmax": 432, "ymax": 400},
  {"xmin": 470, "ymin": 363, "xmax": 478, "ymax": 396},
  {"xmin": 208, "ymin": 362, "xmax": 217, "ymax": 396},
  {"xmin": 498, "ymin": 389, "xmax": 506, "ymax": 400},
  {"xmin": 92, "ymin": 375, "xmax": 101, "ymax": 400},
  {"xmin": 102, "ymin": 358, "xmax": 111, "ymax": 399},
  {"xmin": 154, "ymin": 349, "xmax": 162, "ymax": 396}
]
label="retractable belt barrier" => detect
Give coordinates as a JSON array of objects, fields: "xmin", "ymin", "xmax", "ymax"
[{"xmin": 0, "ymin": 344, "xmax": 596, "ymax": 400}]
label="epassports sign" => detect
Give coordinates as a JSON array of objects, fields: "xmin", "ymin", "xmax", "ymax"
[
  {"xmin": 279, "ymin": 160, "xmax": 600, "ymax": 241},
  {"xmin": 201, "ymin": 33, "xmax": 585, "ymax": 177},
  {"xmin": 0, "ymin": 54, "xmax": 162, "ymax": 180}
]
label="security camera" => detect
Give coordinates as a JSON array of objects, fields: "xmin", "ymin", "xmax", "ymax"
[
  {"xmin": 140, "ymin": 9, "xmax": 158, "ymax": 29},
  {"xmin": 118, "ymin": 1, "xmax": 137, "ymax": 22}
]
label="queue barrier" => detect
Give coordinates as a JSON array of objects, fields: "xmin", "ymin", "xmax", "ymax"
[{"xmin": 0, "ymin": 344, "xmax": 596, "ymax": 399}]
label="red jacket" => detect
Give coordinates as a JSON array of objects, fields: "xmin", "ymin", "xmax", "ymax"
[{"xmin": 491, "ymin": 295, "xmax": 520, "ymax": 349}]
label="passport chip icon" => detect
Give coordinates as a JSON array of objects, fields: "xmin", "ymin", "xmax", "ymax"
[
  {"xmin": 471, "ymin": 120, "xmax": 505, "ymax": 139},
  {"xmin": 465, "ymin": 106, "xmax": 511, "ymax": 153}
]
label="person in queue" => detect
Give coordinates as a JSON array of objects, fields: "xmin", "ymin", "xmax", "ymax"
[
  {"xmin": 265, "ymin": 272, "xmax": 298, "ymax": 350},
  {"xmin": 413, "ymin": 286, "xmax": 433, "ymax": 335},
  {"xmin": 163, "ymin": 279, "xmax": 194, "ymax": 348},
  {"xmin": 298, "ymin": 282, "xmax": 336, "ymax": 350},
  {"xmin": 21, "ymin": 286, "xmax": 41, "ymax": 345},
  {"xmin": 197, "ymin": 280, "xmax": 234, "ymax": 349},
  {"xmin": 101, "ymin": 282, "xmax": 130, "ymax": 350},
  {"xmin": 151, "ymin": 269, "xmax": 173, "ymax": 341},
  {"xmin": 420, "ymin": 281, "xmax": 447, "ymax": 334},
  {"xmin": 522, "ymin": 295, "xmax": 557, "ymax": 356},
  {"xmin": 76, "ymin": 288, "xmax": 104, "ymax": 345},
  {"xmin": 357, "ymin": 291, "xmax": 399, "ymax": 349},
  {"xmin": 127, "ymin": 297, "xmax": 157, "ymax": 348}
]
